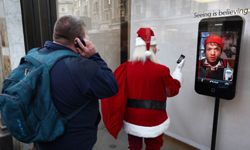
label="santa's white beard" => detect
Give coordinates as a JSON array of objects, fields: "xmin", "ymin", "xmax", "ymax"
[{"xmin": 131, "ymin": 46, "xmax": 158, "ymax": 63}]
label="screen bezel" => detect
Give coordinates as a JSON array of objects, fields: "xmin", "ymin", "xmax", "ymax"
[{"xmin": 195, "ymin": 16, "xmax": 244, "ymax": 100}]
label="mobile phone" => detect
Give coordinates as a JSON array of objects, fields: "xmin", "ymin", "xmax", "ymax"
[
  {"xmin": 75, "ymin": 37, "xmax": 86, "ymax": 48},
  {"xmin": 177, "ymin": 54, "xmax": 185, "ymax": 64},
  {"xmin": 194, "ymin": 16, "xmax": 244, "ymax": 100}
]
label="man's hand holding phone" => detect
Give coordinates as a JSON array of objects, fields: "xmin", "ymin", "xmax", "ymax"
[
  {"xmin": 75, "ymin": 37, "xmax": 97, "ymax": 58},
  {"xmin": 176, "ymin": 54, "xmax": 185, "ymax": 69},
  {"xmin": 172, "ymin": 54, "xmax": 185, "ymax": 84}
]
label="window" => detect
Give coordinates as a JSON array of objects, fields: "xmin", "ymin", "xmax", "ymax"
[{"xmin": 56, "ymin": 0, "xmax": 130, "ymax": 69}]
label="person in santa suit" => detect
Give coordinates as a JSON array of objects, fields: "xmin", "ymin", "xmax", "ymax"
[{"xmin": 101, "ymin": 27, "xmax": 185, "ymax": 150}]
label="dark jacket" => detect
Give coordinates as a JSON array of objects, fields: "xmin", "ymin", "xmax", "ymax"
[
  {"xmin": 198, "ymin": 58, "xmax": 227, "ymax": 80},
  {"xmin": 36, "ymin": 41, "xmax": 118, "ymax": 150}
]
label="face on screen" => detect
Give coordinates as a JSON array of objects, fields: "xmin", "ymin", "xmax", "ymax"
[
  {"xmin": 205, "ymin": 43, "xmax": 222, "ymax": 65},
  {"xmin": 198, "ymin": 31, "xmax": 238, "ymax": 83}
]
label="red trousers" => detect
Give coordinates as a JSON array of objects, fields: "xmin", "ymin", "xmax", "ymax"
[{"xmin": 128, "ymin": 134, "xmax": 163, "ymax": 150}]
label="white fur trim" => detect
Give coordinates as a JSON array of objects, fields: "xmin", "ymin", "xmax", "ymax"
[
  {"xmin": 135, "ymin": 36, "xmax": 157, "ymax": 46},
  {"xmin": 136, "ymin": 37, "xmax": 146, "ymax": 46},
  {"xmin": 172, "ymin": 69, "xmax": 182, "ymax": 83},
  {"xmin": 123, "ymin": 119, "xmax": 170, "ymax": 138}
]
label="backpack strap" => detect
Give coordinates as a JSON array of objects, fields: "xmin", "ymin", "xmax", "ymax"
[
  {"xmin": 25, "ymin": 48, "xmax": 90, "ymax": 122},
  {"xmin": 25, "ymin": 48, "xmax": 80, "ymax": 69}
]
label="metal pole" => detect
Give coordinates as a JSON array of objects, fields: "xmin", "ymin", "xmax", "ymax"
[{"xmin": 211, "ymin": 97, "xmax": 220, "ymax": 150}]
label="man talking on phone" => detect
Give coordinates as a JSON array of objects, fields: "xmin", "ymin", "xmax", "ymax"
[{"xmin": 35, "ymin": 15, "xmax": 118, "ymax": 150}]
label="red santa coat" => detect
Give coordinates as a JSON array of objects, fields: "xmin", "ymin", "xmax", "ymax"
[{"xmin": 101, "ymin": 59, "xmax": 180, "ymax": 138}]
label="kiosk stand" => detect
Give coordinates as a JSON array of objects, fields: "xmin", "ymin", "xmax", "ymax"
[
  {"xmin": 195, "ymin": 15, "xmax": 244, "ymax": 150},
  {"xmin": 211, "ymin": 97, "xmax": 220, "ymax": 150}
]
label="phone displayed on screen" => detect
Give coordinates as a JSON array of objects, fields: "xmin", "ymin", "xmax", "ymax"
[
  {"xmin": 75, "ymin": 37, "xmax": 86, "ymax": 48},
  {"xmin": 194, "ymin": 16, "xmax": 244, "ymax": 100},
  {"xmin": 177, "ymin": 54, "xmax": 185, "ymax": 64}
]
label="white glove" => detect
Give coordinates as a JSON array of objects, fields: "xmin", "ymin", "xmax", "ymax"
[{"xmin": 172, "ymin": 59, "xmax": 185, "ymax": 84}]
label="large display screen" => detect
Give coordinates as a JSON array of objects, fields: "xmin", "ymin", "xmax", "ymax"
[{"xmin": 195, "ymin": 16, "xmax": 243, "ymax": 100}]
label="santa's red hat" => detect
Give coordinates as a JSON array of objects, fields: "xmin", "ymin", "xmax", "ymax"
[
  {"xmin": 136, "ymin": 28, "xmax": 156, "ymax": 50},
  {"xmin": 205, "ymin": 34, "xmax": 224, "ymax": 50}
]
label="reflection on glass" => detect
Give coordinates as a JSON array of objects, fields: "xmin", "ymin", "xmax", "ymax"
[
  {"xmin": 0, "ymin": 0, "xmax": 10, "ymax": 130},
  {"xmin": 57, "ymin": 0, "xmax": 128, "ymax": 70},
  {"xmin": 0, "ymin": 0, "xmax": 11, "ymax": 91}
]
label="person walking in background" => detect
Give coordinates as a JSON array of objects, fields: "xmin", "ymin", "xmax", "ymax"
[
  {"xmin": 101, "ymin": 27, "xmax": 185, "ymax": 150},
  {"xmin": 35, "ymin": 15, "xmax": 118, "ymax": 150}
]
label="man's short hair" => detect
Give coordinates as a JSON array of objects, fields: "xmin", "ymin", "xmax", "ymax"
[
  {"xmin": 205, "ymin": 34, "xmax": 224, "ymax": 50},
  {"xmin": 53, "ymin": 15, "xmax": 85, "ymax": 45}
]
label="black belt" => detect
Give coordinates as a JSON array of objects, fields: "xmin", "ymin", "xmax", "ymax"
[{"xmin": 127, "ymin": 98, "xmax": 166, "ymax": 110}]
